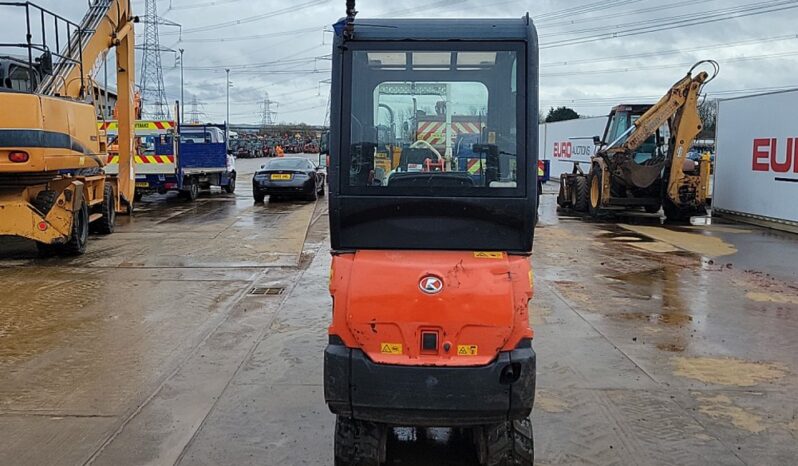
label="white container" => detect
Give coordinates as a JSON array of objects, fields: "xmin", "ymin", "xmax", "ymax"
[
  {"xmin": 714, "ymin": 89, "xmax": 798, "ymax": 230},
  {"xmin": 538, "ymin": 116, "xmax": 607, "ymax": 180}
]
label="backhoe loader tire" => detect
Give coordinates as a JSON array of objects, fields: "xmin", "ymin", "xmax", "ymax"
[
  {"xmin": 644, "ymin": 204, "xmax": 661, "ymax": 214},
  {"xmin": 477, "ymin": 418, "xmax": 534, "ymax": 466},
  {"xmin": 571, "ymin": 176, "xmax": 589, "ymax": 213},
  {"xmin": 588, "ymin": 166, "xmax": 604, "ymax": 217},
  {"xmin": 664, "ymin": 199, "xmax": 707, "ymax": 222},
  {"xmin": 556, "ymin": 181, "xmax": 570, "ymax": 208},
  {"xmin": 93, "ymin": 183, "xmax": 115, "ymax": 235},
  {"xmin": 60, "ymin": 199, "xmax": 89, "ymax": 255},
  {"xmin": 664, "ymin": 198, "xmax": 690, "ymax": 222},
  {"xmin": 334, "ymin": 416, "xmax": 386, "ymax": 466}
]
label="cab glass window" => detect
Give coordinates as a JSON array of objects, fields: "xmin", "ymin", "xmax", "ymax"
[{"xmin": 346, "ymin": 46, "xmax": 524, "ymax": 194}]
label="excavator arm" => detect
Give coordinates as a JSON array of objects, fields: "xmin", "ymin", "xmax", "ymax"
[{"xmin": 36, "ymin": 0, "xmax": 137, "ymax": 210}]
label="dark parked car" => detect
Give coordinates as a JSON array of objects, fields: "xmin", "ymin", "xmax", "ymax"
[{"xmin": 252, "ymin": 157, "xmax": 325, "ymax": 202}]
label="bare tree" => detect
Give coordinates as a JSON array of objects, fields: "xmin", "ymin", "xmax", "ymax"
[{"xmin": 698, "ymin": 98, "xmax": 718, "ymax": 136}]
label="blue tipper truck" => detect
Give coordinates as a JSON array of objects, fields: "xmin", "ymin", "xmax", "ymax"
[
  {"xmin": 104, "ymin": 121, "xmax": 237, "ymax": 202},
  {"xmin": 135, "ymin": 123, "xmax": 236, "ymax": 201}
]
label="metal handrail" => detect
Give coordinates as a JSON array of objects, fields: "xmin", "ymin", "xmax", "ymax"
[{"xmin": 0, "ymin": 1, "xmax": 86, "ymax": 94}]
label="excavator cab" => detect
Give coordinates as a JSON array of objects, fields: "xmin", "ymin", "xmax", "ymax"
[{"xmin": 325, "ymin": 14, "xmax": 538, "ymax": 466}]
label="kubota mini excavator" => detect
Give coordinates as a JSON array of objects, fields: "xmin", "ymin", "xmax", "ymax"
[
  {"xmin": 558, "ymin": 61, "xmax": 718, "ymax": 221},
  {"xmin": 0, "ymin": 0, "xmax": 136, "ymax": 255},
  {"xmin": 324, "ymin": 5, "xmax": 538, "ymax": 465}
]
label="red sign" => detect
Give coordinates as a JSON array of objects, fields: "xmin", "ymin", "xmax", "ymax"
[
  {"xmin": 553, "ymin": 141, "xmax": 572, "ymax": 158},
  {"xmin": 752, "ymin": 137, "xmax": 798, "ymax": 173}
]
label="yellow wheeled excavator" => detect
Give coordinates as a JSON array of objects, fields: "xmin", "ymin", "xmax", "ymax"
[
  {"xmin": 558, "ymin": 60, "xmax": 719, "ymax": 221},
  {"xmin": 0, "ymin": 0, "xmax": 136, "ymax": 255}
]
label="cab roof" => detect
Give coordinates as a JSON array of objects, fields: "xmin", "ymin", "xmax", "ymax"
[{"xmin": 338, "ymin": 17, "xmax": 535, "ymax": 42}]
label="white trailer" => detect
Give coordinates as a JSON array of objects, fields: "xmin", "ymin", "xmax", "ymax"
[
  {"xmin": 714, "ymin": 89, "xmax": 798, "ymax": 232},
  {"xmin": 538, "ymin": 117, "xmax": 607, "ymax": 180}
]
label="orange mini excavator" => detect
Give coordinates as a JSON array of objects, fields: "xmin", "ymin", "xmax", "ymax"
[{"xmin": 324, "ymin": 6, "xmax": 539, "ymax": 465}]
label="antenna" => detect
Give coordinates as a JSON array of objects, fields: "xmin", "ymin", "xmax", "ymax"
[{"xmin": 344, "ymin": 0, "xmax": 357, "ymax": 40}]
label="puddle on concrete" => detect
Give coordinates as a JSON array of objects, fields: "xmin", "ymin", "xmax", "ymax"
[
  {"xmin": 746, "ymin": 292, "xmax": 798, "ymax": 306},
  {"xmin": 657, "ymin": 342, "xmax": 687, "ymax": 352},
  {"xmin": 685, "ymin": 225, "xmax": 753, "ymax": 234},
  {"xmin": 530, "ymin": 302, "xmax": 552, "ymax": 326},
  {"xmin": 673, "ymin": 356, "xmax": 787, "ymax": 387},
  {"xmin": 610, "ymin": 236, "xmax": 645, "ymax": 242},
  {"xmin": 630, "ymin": 242, "xmax": 681, "ymax": 253},
  {"xmin": 551, "ymin": 281, "xmax": 592, "ymax": 308},
  {"xmin": 0, "ymin": 276, "xmax": 102, "ymax": 362},
  {"xmin": 535, "ymin": 390, "xmax": 570, "ymax": 413},
  {"xmin": 596, "ymin": 228, "xmax": 683, "ymax": 254},
  {"xmin": 615, "ymin": 312, "xmax": 693, "ymax": 326},
  {"xmin": 620, "ymin": 224, "xmax": 737, "ymax": 257},
  {"xmin": 694, "ymin": 393, "xmax": 766, "ymax": 433}
]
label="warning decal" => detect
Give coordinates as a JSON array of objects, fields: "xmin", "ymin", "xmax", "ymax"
[
  {"xmin": 457, "ymin": 345, "xmax": 478, "ymax": 356},
  {"xmin": 473, "ymin": 251, "xmax": 504, "ymax": 259},
  {"xmin": 380, "ymin": 343, "xmax": 403, "ymax": 355}
]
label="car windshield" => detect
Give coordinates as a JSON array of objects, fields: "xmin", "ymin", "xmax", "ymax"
[
  {"xmin": 265, "ymin": 158, "xmax": 309, "ymax": 170},
  {"xmin": 345, "ymin": 46, "xmax": 524, "ymax": 194}
]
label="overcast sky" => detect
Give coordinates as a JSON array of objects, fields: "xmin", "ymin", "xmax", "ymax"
[{"xmin": 3, "ymin": 0, "xmax": 797, "ymax": 124}]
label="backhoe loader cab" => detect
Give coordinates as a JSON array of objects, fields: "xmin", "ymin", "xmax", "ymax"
[{"xmin": 325, "ymin": 15, "xmax": 538, "ymax": 465}]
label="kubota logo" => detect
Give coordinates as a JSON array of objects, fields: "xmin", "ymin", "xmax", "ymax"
[{"xmin": 419, "ymin": 276, "xmax": 443, "ymax": 294}]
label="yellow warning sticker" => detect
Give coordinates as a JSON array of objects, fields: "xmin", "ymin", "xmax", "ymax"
[
  {"xmin": 473, "ymin": 251, "xmax": 504, "ymax": 259},
  {"xmin": 380, "ymin": 343, "xmax": 403, "ymax": 355},
  {"xmin": 457, "ymin": 345, "xmax": 479, "ymax": 356}
]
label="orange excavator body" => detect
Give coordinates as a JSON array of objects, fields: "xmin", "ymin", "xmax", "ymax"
[{"xmin": 329, "ymin": 250, "xmax": 533, "ymax": 367}]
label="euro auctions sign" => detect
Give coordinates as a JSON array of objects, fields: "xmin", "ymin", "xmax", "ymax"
[
  {"xmin": 751, "ymin": 138, "xmax": 798, "ymax": 174},
  {"xmin": 714, "ymin": 89, "xmax": 798, "ymax": 225},
  {"xmin": 553, "ymin": 140, "xmax": 594, "ymax": 159},
  {"xmin": 539, "ymin": 116, "xmax": 606, "ymax": 179}
]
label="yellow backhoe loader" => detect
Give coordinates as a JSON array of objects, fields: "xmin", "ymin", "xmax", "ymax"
[
  {"xmin": 558, "ymin": 61, "xmax": 718, "ymax": 221},
  {"xmin": 0, "ymin": 0, "xmax": 136, "ymax": 255}
]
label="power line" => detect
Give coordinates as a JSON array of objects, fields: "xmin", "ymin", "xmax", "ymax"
[
  {"xmin": 540, "ymin": 50, "xmax": 798, "ymax": 78},
  {"xmin": 185, "ymin": 95, "xmax": 208, "ymax": 124},
  {"xmin": 540, "ymin": 0, "xmax": 798, "ymax": 49},
  {"xmin": 260, "ymin": 91, "xmax": 278, "ymax": 126},
  {"xmin": 535, "ymin": 0, "xmax": 645, "ymax": 22},
  {"xmin": 165, "ymin": 0, "xmax": 249, "ymax": 11},
  {"xmin": 540, "ymin": 85, "xmax": 798, "ymax": 106},
  {"xmin": 177, "ymin": 26, "xmax": 323, "ymax": 43},
  {"xmin": 161, "ymin": 0, "xmax": 328, "ymax": 35},
  {"xmin": 541, "ymin": 34, "xmax": 798, "ymax": 68},
  {"xmin": 539, "ymin": 0, "xmax": 795, "ymax": 39},
  {"xmin": 537, "ymin": 0, "xmax": 714, "ymax": 29},
  {"xmin": 139, "ymin": 0, "xmax": 175, "ymax": 119}
]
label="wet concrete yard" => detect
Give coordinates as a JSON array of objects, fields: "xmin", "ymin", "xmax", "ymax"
[{"xmin": 1, "ymin": 170, "xmax": 796, "ymax": 465}]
